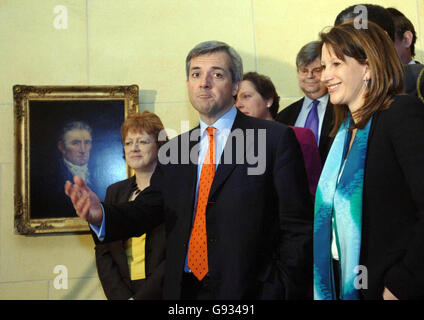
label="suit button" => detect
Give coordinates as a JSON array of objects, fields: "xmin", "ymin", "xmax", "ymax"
[{"xmin": 208, "ymin": 237, "xmax": 216, "ymax": 243}]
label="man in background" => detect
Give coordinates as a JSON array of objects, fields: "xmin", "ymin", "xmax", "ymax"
[
  {"xmin": 387, "ymin": 7, "xmax": 420, "ymax": 65},
  {"xmin": 335, "ymin": 3, "xmax": 424, "ymax": 99},
  {"xmin": 276, "ymin": 41, "xmax": 333, "ymax": 164}
]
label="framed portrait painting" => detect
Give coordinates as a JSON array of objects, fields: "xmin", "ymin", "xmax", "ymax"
[{"xmin": 14, "ymin": 85, "xmax": 139, "ymax": 234}]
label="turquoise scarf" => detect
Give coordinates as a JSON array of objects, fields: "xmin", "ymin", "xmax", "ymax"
[{"xmin": 314, "ymin": 115, "xmax": 372, "ymax": 300}]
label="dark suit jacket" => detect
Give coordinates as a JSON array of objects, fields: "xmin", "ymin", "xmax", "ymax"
[
  {"xmin": 404, "ymin": 63, "xmax": 424, "ymax": 100},
  {"xmin": 101, "ymin": 110, "xmax": 313, "ymax": 300},
  {"xmin": 94, "ymin": 176, "xmax": 166, "ymax": 300},
  {"xmin": 31, "ymin": 159, "xmax": 91, "ymax": 219},
  {"xmin": 276, "ymin": 98, "xmax": 334, "ymax": 164},
  {"xmin": 360, "ymin": 94, "xmax": 424, "ymax": 299}
]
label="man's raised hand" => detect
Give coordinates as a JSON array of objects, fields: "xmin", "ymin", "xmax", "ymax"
[{"xmin": 64, "ymin": 176, "xmax": 103, "ymax": 226}]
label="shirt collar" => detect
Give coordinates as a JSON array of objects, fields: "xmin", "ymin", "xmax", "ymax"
[
  {"xmin": 63, "ymin": 157, "xmax": 90, "ymax": 182},
  {"xmin": 63, "ymin": 157, "xmax": 88, "ymax": 171},
  {"xmin": 304, "ymin": 93, "xmax": 329, "ymax": 109},
  {"xmin": 199, "ymin": 105, "xmax": 237, "ymax": 136}
]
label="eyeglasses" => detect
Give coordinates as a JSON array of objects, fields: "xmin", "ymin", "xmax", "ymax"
[{"xmin": 298, "ymin": 67, "xmax": 323, "ymax": 77}]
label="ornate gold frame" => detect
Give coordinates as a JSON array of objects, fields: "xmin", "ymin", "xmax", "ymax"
[{"xmin": 14, "ymin": 85, "xmax": 139, "ymax": 234}]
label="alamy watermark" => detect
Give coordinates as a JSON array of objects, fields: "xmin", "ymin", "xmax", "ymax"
[
  {"xmin": 157, "ymin": 121, "xmax": 267, "ymax": 176},
  {"xmin": 53, "ymin": 5, "xmax": 68, "ymax": 30},
  {"xmin": 353, "ymin": 5, "xmax": 368, "ymax": 30},
  {"xmin": 53, "ymin": 265, "xmax": 68, "ymax": 290},
  {"xmin": 353, "ymin": 264, "xmax": 368, "ymax": 290}
]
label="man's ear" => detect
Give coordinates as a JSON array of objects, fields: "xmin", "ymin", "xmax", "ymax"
[
  {"xmin": 232, "ymin": 81, "xmax": 240, "ymax": 97},
  {"xmin": 403, "ymin": 31, "xmax": 413, "ymax": 48},
  {"xmin": 58, "ymin": 141, "xmax": 65, "ymax": 155}
]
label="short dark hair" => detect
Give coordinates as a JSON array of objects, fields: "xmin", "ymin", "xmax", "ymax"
[
  {"xmin": 186, "ymin": 41, "xmax": 243, "ymax": 83},
  {"xmin": 387, "ymin": 7, "xmax": 417, "ymax": 57},
  {"xmin": 335, "ymin": 4, "xmax": 395, "ymax": 42},
  {"xmin": 242, "ymin": 72, "xmax": 280, "ymax": 119}
]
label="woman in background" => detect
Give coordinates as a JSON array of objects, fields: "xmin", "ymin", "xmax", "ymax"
[
  {"xmin": 235, "ymin": 71, "xmax": 280, "ymax": 121},
  {"xmin": 314, "ymin": 21, "xmax": 424, "ymax": 300},
  {"xmin": 94, "ymin": 111, "xmax": 167, "ymax": 300},
  {"xmin": 236, "ymin": 71, "xmax": 321, "ymax": 199}
]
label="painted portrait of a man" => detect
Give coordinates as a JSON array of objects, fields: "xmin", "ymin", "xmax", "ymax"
[
  {"xmin": 29, "ymin": 100, "xmax": 127, "ymax": 219},
  {"xmin": 57, "ymin": 121, "xmax": 97, "ymax": 191}
]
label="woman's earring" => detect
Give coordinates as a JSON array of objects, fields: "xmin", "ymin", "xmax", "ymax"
[{"xmin": 365, "ymin": 79, "xmax": 370, "ymax": 89}]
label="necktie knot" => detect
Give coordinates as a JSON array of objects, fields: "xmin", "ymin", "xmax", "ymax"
[{"xmin": 206, "ymin": 126, "xmax": 216, "ymax": 137}]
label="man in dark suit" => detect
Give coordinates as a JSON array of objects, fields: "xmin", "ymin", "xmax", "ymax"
[
  {"xmin": 66, "ymin": 41, "xmax": 313, "ymax": 300},
  {"xmin": 405, "ymin": 63, "xmax": 424, "ymax": 100},
  {"xmin": 276, "ymin": 41, "xmax": 333, "ymax": 164}
]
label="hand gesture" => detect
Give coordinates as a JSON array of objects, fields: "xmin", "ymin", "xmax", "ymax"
[{"xmin": 64, "ymin": 176, "xmax": 103, "ymax": 226}]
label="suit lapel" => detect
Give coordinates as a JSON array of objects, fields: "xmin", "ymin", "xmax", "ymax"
[
  {"xmin": 183, "ymin": 128, "xmax": 200, "ymax": 214},
  {"xmin": 118, "ymin": 176, "xmax": 136, "ymax": 244},
  {"xmin": 120, "ymin": 176, "xmax": 135, "ymax": 202},
  {"xmin": 288, "ymin": 98, "xmax": 304, "ymax": 125}
]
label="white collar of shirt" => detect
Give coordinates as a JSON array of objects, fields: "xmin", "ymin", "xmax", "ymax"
[
  {"xmin": 63, "ymin": 157, "xmax": 90, "ymax": 183},
  {"xmin": 199, "ymin": 105, "xmax": 237, "ymax": 137},
  {"xmin": 303, "ymin": 94, "xmax": 329, "ymax": 111},
  {"xmin": 408, "ymin": 60, "xmax": 417, "ymax": 65}
]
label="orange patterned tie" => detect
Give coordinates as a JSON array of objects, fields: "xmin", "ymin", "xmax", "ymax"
[{"xmin": 188, "ymin": 126, "xmax": 216, "ymax": 281}]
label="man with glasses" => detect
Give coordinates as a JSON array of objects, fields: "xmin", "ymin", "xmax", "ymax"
[{"xmin": 276, "ymin": 41, "xmax": 333, "ymax": 163}]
